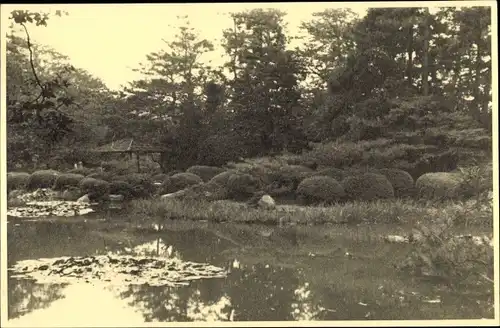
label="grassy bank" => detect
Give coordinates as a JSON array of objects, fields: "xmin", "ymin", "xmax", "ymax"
[{"xmin": 129, "ymin": 197, "xmax": 493, "ymax": 227}]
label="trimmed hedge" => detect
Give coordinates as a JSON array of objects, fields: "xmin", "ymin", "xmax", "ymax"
[
  {"xmin": 53, "ymin": 173, "xmax": 85, "ymax": 191},
  {"xmin": 415, "ymin": 172, "xmax": 463, "ymax": 200},
  {"xmin": 209, "ymin": 171, "xmax": 236, "ymax": 186},
  {"xmin": 312, "ymin": 167, "xmax": 346, "ymax": 182},
  {"xmin": 377, "ymin": 168, "xmax": 415, "ymax": 198},
  {"xmin": 186, "ymin": 165, "xmax": 226, "ymax": 182},
  {"xmin": 109, "ymin": 180, "xmax": 134, "ymax": 199},
  {"xmin": 26, "ymin": 170, "xmax": 61, "ymax": 190},
  {"xmin": 296, "ymin": 175, "xmax": 346, "ymax": 205},
  {"xmin": 227, "ymin": 173, "xmax": 261, "ymax": 198},
  {"xmin": 161, "ymin": 172, "xmax": 203, "ymax": 194},
  {"xmin": 78, "ymin": 177, "xmax": 110, "ymax": 200},
  {"xmin": 7, "ymin": 172, "xmax": 31, "ymax": 191},
  {"xmin": 342, "ymin": 173, "xmax": 395, "ymax": 201}
]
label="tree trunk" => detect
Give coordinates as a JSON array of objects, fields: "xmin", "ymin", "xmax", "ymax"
[
  {"xmin": 406, "ymin": 23, "xmax": 414, "ymax": 87},
  {"xmin": 422, "ymin": 7, "xmax": 430, "ymax": 96}
]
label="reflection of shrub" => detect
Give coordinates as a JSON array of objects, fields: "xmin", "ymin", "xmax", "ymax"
[
  {"xmin": 27, "ymin": 170, "xmax": 60, "ymax": 190},
  {"xmin": 78, "ymin": 177, "xmax": 110, "ymax": 200},
  {"xmin": 227, "ymin": 173, "xmax": 261, "ymax": 198},
  {"xmin": 399, "ymin": 218, "xmax": 493, "ymax": 288},
  {"xmin": 161, "ymin": 173, "xmax": 203, "ymax": 194},
  {"xmin": 53, "ymin": 173, "xmax": 85, "ymax": 191},
  {"xmin": 377, "ymin": 168, "xmax": 414, "ymax": 198},
  {"xmin": 7, "ymin": 172, "xmax": 31, "ymax": 191},
  {"xmin": 186, "ymin": 165, "xmax": 226, "ymax": 182},
  {"xmin": 415, "ymin": 172, "xmax": 462, "ymax": 200},
  {"xmin": 296, "ymin": 176, "xmax": 345, "ymax": 205},
  {"xmin": 342, "ymin": 173, "xmax": 395, "ymax": 201}
]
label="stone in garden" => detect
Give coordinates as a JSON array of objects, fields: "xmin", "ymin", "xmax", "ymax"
[
  {"xmin": 77, "ymin": 194, "xmax": 90, "ymax": 203},
  {"xmin": 109, "ymin": 194, "xmax": 125, "ymax": 202},
  {"xmin": 161, "ymin": 189, "xmax": 187, "ymax": 199},
  {"xmin": 258, "ymin": 194, "xmax": 276, "ymax": 209}
]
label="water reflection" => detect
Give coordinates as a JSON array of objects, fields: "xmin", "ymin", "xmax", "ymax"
[{"xmin": 7, "ymin": 220, "xmax": 495, "ymax": 322}]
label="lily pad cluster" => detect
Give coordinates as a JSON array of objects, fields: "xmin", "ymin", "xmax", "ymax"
[
  {"xmin": 10, "ymin": 188, "xmax": 60, "ymax": 203},
  {"xmin": 9, "ymin": 255, "xmax": 228, "ymax": 287},
  {"xmin": 7, "ymin": 200, "xmax": 94, "ymax": 218}
]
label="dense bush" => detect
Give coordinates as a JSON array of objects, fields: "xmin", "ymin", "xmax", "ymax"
[
  {"xmin": 457, "ymin": 164, "xmax": 493, "ymax": 199},
  {"xmin": 377, "ymin": 168, "xmax": 415, "ymax": 198},
  {"xmin": 296, "ymin": 175, "xmax": 346, "ymax": 205},
  {"xmin": 121, "ymin": 173, "xmax": 155, "ymax": 198},
  {"xmin": 161, "ymin": 172, "xmax": 203, "ymax": 194},
  {"xmin": 209, "ymin": 171, "xmax": 236, "ymax": 186},
  {"xmin": 342, "ymin": 173, "xmax": 395, "ymax": 201},
  {"xmin": 7, "ymin": 172, "xmax": 31, "ymax": 191},
  {"xmin": 78, "ymin": 177, "xmax": 110, "ymax": 200},
  {"xmin": 109, "ymin": 180, "xmax": 134, "ymax": 199},
  {"xmin": 312, "ymin": 167, "xmax": 346, "ymax": 181},
  {"xmin": 151, "ymin": 173, "xmax": 168, "ymax": 183},
  {"xmin": 86, "ymin": 171, "xmax": 114, "ymax": 182},
  {"xmin": 186, "ymin": 165, "xmax": 226, "ymax": 182},
  {"xmin": 404, "ymin": 149, "xmax": 460, "ymax": 180},
  {"xmin": 415, "ymin": 172, "xmax": 463, "ymax": 200},
  {"xmin": 183, "ymin": 181, "xmax": 229, "ymax": 201},
  {"xmin": 26, "ymin": 170, "xmax": 61, "ymax": 190},
  {"xmin": 226, "ymin": 173, "xmax": 261, "ymax": 199},
  {"xmin": 67, "ymin": 167, "xmax": 95, "ymax": 176},
  {"xmin": 53, "ymin": 173, "xmax": 85, "ymax": 191}
]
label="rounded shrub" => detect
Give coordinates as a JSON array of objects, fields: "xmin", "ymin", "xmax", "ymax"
[
  {"xmin": 270, "ymin": 165, "xmax": 314, "ymax": 188},
  {"xmin": 186, "ymin": 165, "xmax": 226, "ymax": 182},
  {"xmin": 167, "ymin": 170, "xmax": 184, "ymax": 176},
  {"xmin": 296, "ymin": 175, "xmax": 346, "ymax": 205},
  {"xmin": 226, "ymin": 173, "xmax": 261, "ymax": 198},
  {"xmin": 53, "ymin": 173, "xmax": 85, "ymax": 191},
  {"xmin": 86, "ymin": 171, "xmax": 114, "ymax": 182},
  {"xmin": 342, "ymin": 173, "xmax": 395, "ymax": 201},
  {"xmin": 78, "ymin": 177, "xmax": 110, "ymax": 200},
  {"xmin": 312, "ymin": 167, "xmax": 346, "ymax": 181},
  {"xmin": 152, "ymin": 173, "xmax": 168, "ymax": 183},
  {"xmin": 26, "ymin": 170, "xmax": 61, "ymax": 190},
  {"xmin": 122, "ymin": 173, "xmax": 155, "ymax": 198},
  {"xmin": 183, "ymin": 181, "xmax": 229, "ymax": 201},
  {"xmin": 161, "ymin": 172, "xmax": 203, "ymax": 194},
  {"xmin": 109, "ymin": 180, "xmax": 134, "ymax": 199},
  {"xmin": 415, "ymin": 172, "xmax": 463, "ymax": 200},
  {"xmin": 7, "ymin": 172, "xmax": 31, "ymax": 192},
  {"xmin": 209, "ymin": 171, "xmax": 236, "ymax": 187},
  {"xmin": 377, "ymin": 168, "xmax": 415, "ymax": 198},
  {"xmin": 67, "ymin": 167, "xmax": 95, "ymax": 176}
]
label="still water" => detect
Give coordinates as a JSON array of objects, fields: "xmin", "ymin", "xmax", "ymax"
[{"xmin": 6, "ymin": 215, "xmax": 494, "ymax": 324}]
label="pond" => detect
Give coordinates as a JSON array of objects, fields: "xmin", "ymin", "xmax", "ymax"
[{"xmin": 6, "ymin": 213, "xmax": 495, "ymax": 325}]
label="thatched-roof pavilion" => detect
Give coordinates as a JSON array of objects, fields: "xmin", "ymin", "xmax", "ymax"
[{"xmin": 91, "ymin": 138, "xmax": 165, "ymax": 172}]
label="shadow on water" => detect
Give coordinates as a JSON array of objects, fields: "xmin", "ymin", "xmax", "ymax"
[{"xmin": 6, "ymin": 217, "xmax": 495, "ymax": 323}]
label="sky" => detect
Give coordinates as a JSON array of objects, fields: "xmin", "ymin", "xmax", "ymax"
[{"xmin": 1, "ymin": 2, "xmax": 492, "ymax": 90}]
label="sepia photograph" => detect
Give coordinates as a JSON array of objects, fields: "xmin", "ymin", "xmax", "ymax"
[{"xmin": 0, "ymin": 1, "xmax": 498, "ymax": 326}]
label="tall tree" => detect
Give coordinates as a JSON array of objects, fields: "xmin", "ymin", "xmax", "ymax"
[{"xmin": 222, "ymin": 9, "xmax": 308, "ymax": 155}]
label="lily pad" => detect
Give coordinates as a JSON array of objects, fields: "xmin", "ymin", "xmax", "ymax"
[{"xmin": 9, "ymin": 255, "xmax": 228, "ymax": 287}]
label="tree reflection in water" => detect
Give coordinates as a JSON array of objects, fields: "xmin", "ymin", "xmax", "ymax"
[
  {"xmin": 8, "ymin": 277, "xmax": 67, "ymax": 319},
  {"xmin": 118, "ymin": 259, "xmax": 325, "ymax": 322}
]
